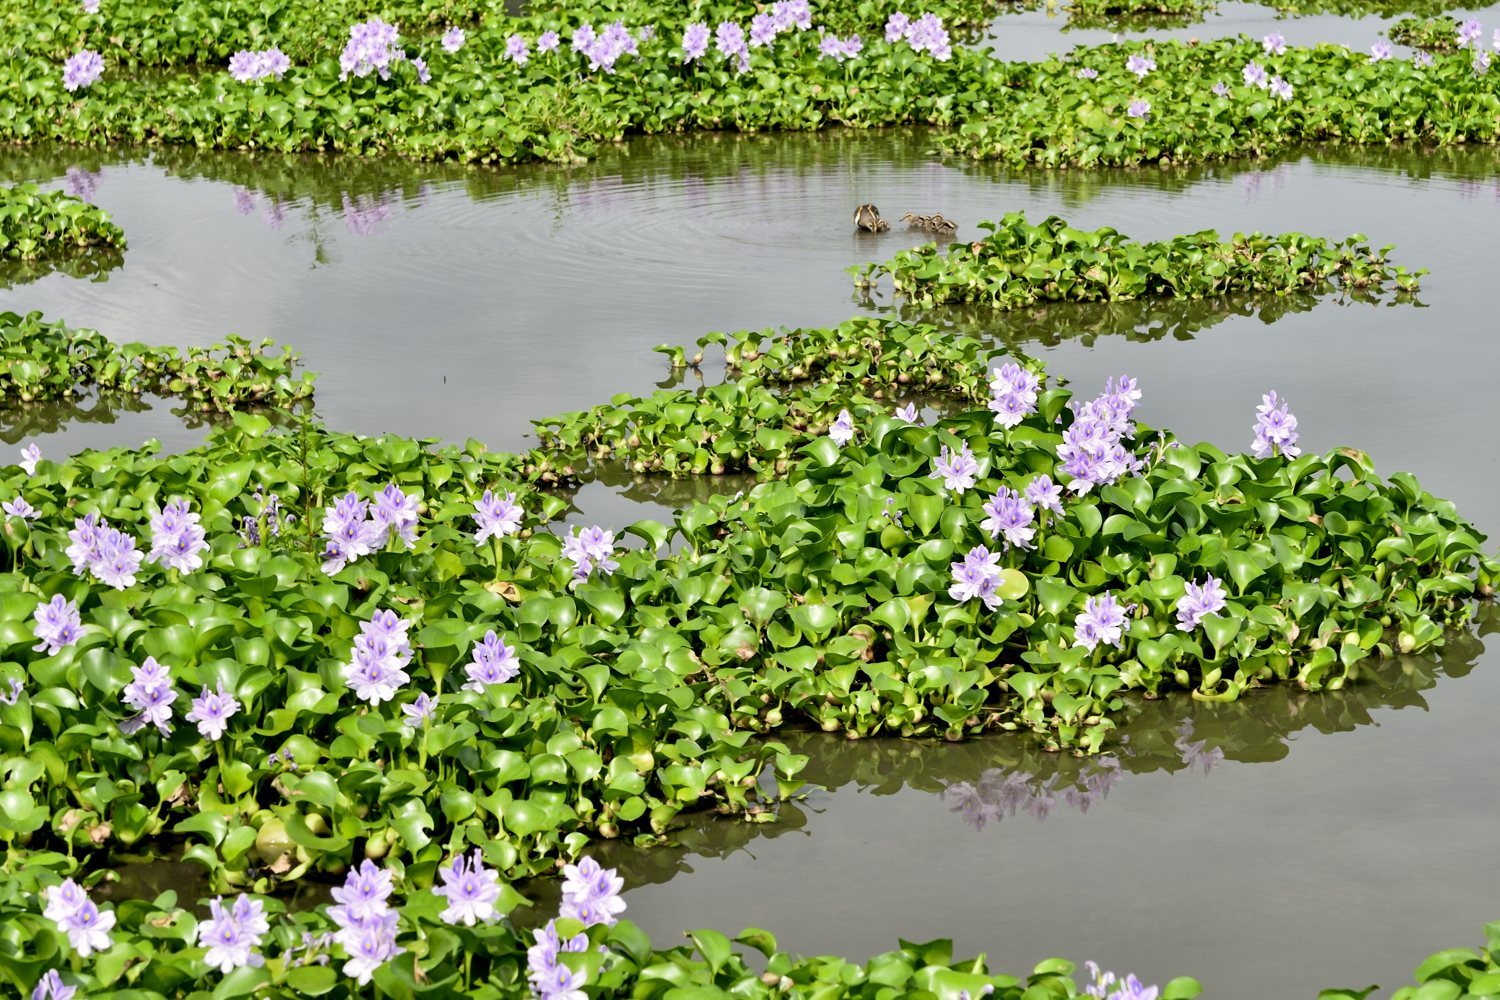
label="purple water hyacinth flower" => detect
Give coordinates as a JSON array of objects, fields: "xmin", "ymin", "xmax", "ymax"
[
  {"xmin": 988, "ymin": 362, "xmax": 1040, "ymax": 428},
  {"xmin": 228, "ymin": 50, "xmax": 259, "ymax": 82},
  {"xmin": 433, "ymin": 849, "xmax": 503, "ymax": 925},
  {"xmin": 1242, "ymin": 60, "xmax": 1268, "ymax": 87},
  {"xmin": 930, "ymin": 442, "xmax": 979, "ymax": 494},
  {"xmin": 442, "ymin": 27, "xmax": 465, "ymax": 52},
  {"xmin": 330, "ymin": 860, "xmax": 394, "ymax": 926},
  {"xmin": 1074, "ymin": 66, "xmax": 1098, "ymax": 80},
  {"xmin": 948, "ymin": 545, "xmax": 1004, "ymax": 610},
  {"xmin": 412, "ymin": 56, "xmax": 430, "ymax": 82},
  {"xmin": 980, "ymin": 487, "xmax": 1036, "ymax": 551},
  {"xmin": 122, "ymin": 656, "xmax": 176, "ymax": 735},
  {"xmin": 186, "ymin": 684, "xmax": 240, "ymax": 741},
  {"xmin": 895, "ymin": 402, "xmax": 920, "ymax": 423},
  {"xmin": 321, "ymin": 491, "xmax": 381, "ymax": 573},
  {"xmin": 337, "ymin": 909, "xmax": 403, "ymax": 985},
  {"xmin": 561, "ymin": 525, "xmax": 619, "ymax": 586},
  {"xmin": 1175, "ymin": 575, "xmax": 1228, "ymax": 632},
  {"xmin": 1073, "ymin": 593, "xmax": 1131, "ymax": 652},
  {"xmin": 828, "ymin": 408, "xmax": 855, "ymax": 446},
  {"xmin": 342, "ymin": 612, "xmax": 412, "ymax": 706},
  {"xmin": 1126, "ymin": 98, "xmax": 1150, "ymax": 119},
  {"xmin": 716, "ymin": 21, "xmax": 748, "ymax": 60},
  {"xmin": 64, "ymin": 167, "xmax": 100, "ymax": 200},
  {"xmin": 364, "ymin": 608, "xmax": 414, "ymax": 656},
  {"xmin": 80, "ymin": 0, "xmax": 99, "ymax": 12},
  {"xmin": 464, "ymin": 630, "xmax": 520, "ymax": 691},
  {"xmin": 149, "ymin": 498, "xmax": 208, "ymax": 573},
  {"xmin": 638, "ymin": 25, "xmax": 655, "ymax": 42},
  {"xmin": 31, "ymin": 970, "xmax": 75, "ymax": 1000},
  {"xmin": 572, "ymin": 23, "xmax": 597, "ymax": 55},
  {"xmin": 773, "ymin": 0, "xmax": 812, "ymax": 30},
  {"xmin": 198, "ymin": 896, "xmax": 267, "ymax": 973},
  {"xmin": 371, "ymin": 482, "xmax": 419, "ymax": 547},
  {"xmin": 60, "ymin": 899, "xmax": 114, "ymax": 957},
  {"xmin": 682, "ymin": 22, "xmax": 710, "ymax": 61},
  {"xmin": 1212, "ymin": 80, "xmax": 1230, "ymax": 96},
  {"xmin": 527, "ymin": 920, "xmax": 591, "ymax": 998},
  {"xmin": 905, "ymin": 13, "xmax": 951, "ymax": 58},
  {"xmin": 558, "ymin": 857, "xmax": 627, "ymax": 927},
  {"xmin": 886, "ymin": 11, "xmax": 911, "ymax": 41},
  {"xmin": 473, "ymin": 489, "xmax": 523, "ymax": 543},
  {"xmin": 340, "ymin": 17, "xmax": 404, "ymax": 79},
  {"xmin": 1084, "ymin": 962, "xmax": 1160, "ymax": 1000},
  {"xmin": 1025, "ymin": 475, "xmax": 1064, "ymax": 515},
  {"xmin": 1125, "ymin": 53, "xmax": 1154, "ymax": 77},
  {"xmin": 505, "ymin": 34, "xmax": 529, "ymax": 65},
  {"xmin": 1476, "ymin": 50, "xmax": 1492, "ymax": 74},
  {"xmin": 1369, "ymin": 39, "xmax": 1392, "ymax": 61},
  {"xmin": 86, "ymin": 524, "xmax": 142, "ymax": 589},
  {"xmin": 538, "ymin": 30, "xmax": 560, "ymax": 52},
  {"xmin": 1413, "ymin": 50, "xmax": 1434, "ymax": 67},
  {"xmin": 0, "ymin": 677, "xmax": 22, "ymax": 706},
  {"xmin": 401, "ymin": 691, "xmax": 436, "ymax": 727},
  {"xmin": 62, "ymin": 50, "xmax": 105, "ymax": 91},
  {"xmin": 261, "ymin": 48, "xmax": 290, "ymax": 78},
  {"xmin": 3, "ymin": 497, "xmax": 36, "ymax": 520},
  {"xmin": 43, "ymin": 880, "xmax": 88, "ymax": 924},
  {"xmin": 1269, "ymin": 75, "xmax": 1293, "ymax": 100},
  {"xmin": 750, "ymin": 12, "xmax": 779, "ymax": 47},
  {"xmin": 32, "ymin": 595, "xmax": 82, "ymax": 655},
  {"xmin": 21, "ymin": 444, "xmax": 42, "ymax": 474},
  {"xmin": 1262, "ymin": 32, "xmax": 1286, "ymax": 55},
  {"xmin": 1458, "ymin": 18, "xmax": 1483, "ymax": 47},
  {"xmin": 1251, "ymin": 390, "xmax": 1300, "ymax": 458}
]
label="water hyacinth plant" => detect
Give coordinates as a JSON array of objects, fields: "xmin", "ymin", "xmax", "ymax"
[{"xmin": 0, "ymin": 185, "xmax": 125, "ymax": 262}]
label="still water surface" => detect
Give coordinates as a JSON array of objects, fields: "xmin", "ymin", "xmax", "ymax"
[{"xmin": 2, "ymin": 129, "xmax": 1497, "ymax": 996}]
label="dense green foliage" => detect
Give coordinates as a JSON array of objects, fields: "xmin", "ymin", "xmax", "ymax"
[
  {"xmin": 1322, "ymin": 922, "xmax": 1500, "ymax": 999},
  {"xmin": 0, "ymin": 183, "xmax": 124, "ymax": 262},
  {"xmin": 863, "ymin": 212, "xmax": 1422, "ymax": 307},
  {"xmin": 0, "ymin": 311, "xmax": 314, "ymax": 411},
  {"xmin": 1388, "ymin": 14, "xmax": 1462, "ymax": 52}
]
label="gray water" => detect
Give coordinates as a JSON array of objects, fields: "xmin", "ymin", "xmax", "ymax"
[{"xmin": 3, "ymin": 129, "xmax": 1499, "ymax": 996}]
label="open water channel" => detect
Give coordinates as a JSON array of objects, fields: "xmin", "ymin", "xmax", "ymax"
[{"xmin": 2, "ymin": 36, "xmax": 1498, "ymax": 994}]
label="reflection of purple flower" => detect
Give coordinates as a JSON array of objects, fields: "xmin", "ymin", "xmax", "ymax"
[
  {"xmin": 263, "ymin": 198, "xmax": 286, "ymax": 229},
  {"xmin": 943, "ymin": 759, "xmax": 1122, "ymax": 831},
  {"xmin": 233, "ymin": 187, "xmax": 256, "ymax": 215},
  {"xmin": 64, "ymin": 167, "xmax": 100, "ymax": 201},
  {"xmin": 341, "ymin": 193, "xmax": 394, "ymax": 236},
  {"xmin": 1174, "ymin": 718, "xmax": 1225, "ymax": 775},
  {"xmin": 62, "ymin": 50, "xmax": 105, "ymax": 91}
]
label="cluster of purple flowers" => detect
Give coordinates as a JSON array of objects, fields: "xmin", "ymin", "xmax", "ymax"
[
  {"xmin": 1457, "ymin": 18, "xmax": 1483, "ymax": 47},
  {"xmin": 148, "ymin": 499, "xmax": 208, "ymax": 573},
  {"xmin": 885, "ymin": 12, "xmax": 952, "ymax": 59},
  {"xmin": 4, "ymin": 496, "xmax": 37, "ymax": 521},
  {"xmin": 1263, "ymin": 32, "xmax": 1287, "ymax": 56},
  {"xmin": 1076, "ymin": 66, "xmax": 1098, "ymax": 79},
  {"xmin": 227, "ymin": 47, "xmax": 290, "ymax": 83},
  {"xmin": 1175, "ymin": 575, "xmax": 1228, "ymax": 631},
  {"xmin": 442, "ymin": 27, "xmax": 465, "ymax": 53},
  {"xmin": 1369, "ymin": 39, "xmax": 1393, "ymax": 62},
  {"xmin": 464, "ymin": 630, "xmax": 521, "ymax": 691},
  {"xmin": 197, "ymin": 896, "xmax": 269, "ymax": 973},
  {"xmin": 43, "ymin": 879, "xmax": 114, "ymax": 957},
  {"xmin": 828, "ymin": 408, "xmax": 855, "ymax": 446},
  {"xmin": 1125, "ymin": 53, "xmax": 1154, "ymax": 77},
  {"xmin": 401, "ymin": 691, "xmax": 437, "ymax": 727},
  {"xmin": 1073, "ymin": 592, "xmax": 1131, "ymax": 652},
  {"xmin": 1250, "ymin": 390, "xmax": 1300, "ymax": 459},
  {"xmin": 341, "ymin": 609, "xmax": 413, "ymax": 705},
  {"xmin": 1476, "ymin": 50, "xmax": 1492, "ymax": 75},
  {"xmin": 62, "ymin": 50, "xmax": 104, "ymax": 91},
  {"xmin": 1056, "ymin": 376, "xmax": 1143, "ymax": 495},
  {"xmin": 1084, "ymin": 962, "xmax": 1161, "ymax": 1000},
  {"xmin": 949, "ymin": 544, "xmax": 1003, "ymax": 610},
  {"xmin": 329, "ymin": 861, "xmax": 404, "ymax": 985},
  {"xmin": 122, "ymin": 656, "xmax": 176, "ymax": 735},
  {"xmin": 1126, "ymin": 98, "xmax": 1151, "ymax": 119},
  {"xmin": 988, "ymin": 362, "xmax": 1040, "ymax": 428},
  {"xmin": 561, "ymin": 525, "xmax": 619, "ymax": 586},
  {"xmin": 894, "ymin": 402, "xmax": 921, "ymax": 423},
  {"xmin": 80, "ymin": 0, "xmax": 99, "ymax": 13},
  {"xmin": 682, "ymin": 23, "xmax": 712, "ymax": 61},
  {"xmin": 186, "ymin": 683, "xmax": 241, "ymax": 740},
  {"xmin": 67, "ymin": 513, "xmax": 143, "ymax": 589},
  {"xmin": 339, "ymin": 17, "xmax": 405, "ymax": 79},
  {"xmin": 930, "ymin": 441, "xmax": 979, "ymax": 494},
  {"xmin": 572, "ymin": 21, "xmax": 641, "ymax": 73},
  {"xmin": 32, "ymin": 594, "xmax": 82, "ymax": 655},
  {"xmin": 321, "ymin": 483, "xmax": 418, "ymax": 574},
  {"xmin": 1211, "ymin": 80, "xmax": 1230, "ymax": 97},
  {"xmin": 1269, "ymin": 75, "xmax": 1294, "ymax": 99},
  {"xmin": 474, "ymin": 489, "xmax": 524, "ymax": 543},
  {"xmin": 714, "ymin": 21, "xmax": 752, "ymax": 72},
  {"xmin": 30, "ymin": 970, "xmax": 75, "ymax": 1000},
  {"xmin": 980, "ymin": 487, "xmax": 1035, "ymax": 551},
  {"xmin": 432, "ymin": 849, "xmax": 503, "ymax": 925},
  {"xmin": 1025, "ymin": 474, "xmax": 1064, "ymax": 517},
  {"xmin": 527, "ymin": 919, "xmax": 590, "ymax": 998},
  {"xmin": 818, "ymin": 31, "xmax": 864, "ymax": 62},
  {"xmin": 560, "ymin": 856, "xmax": 627, "ymax": 926}
]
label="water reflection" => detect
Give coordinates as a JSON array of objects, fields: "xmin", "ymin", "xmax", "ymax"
[{"xmin": 0, "ymin": 249, "xmax": 124, "ymax": 290}]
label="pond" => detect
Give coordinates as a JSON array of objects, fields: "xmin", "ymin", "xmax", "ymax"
[{"xmin": 3, "ymin": 122, "xmax": 1498, "ymax": 995}]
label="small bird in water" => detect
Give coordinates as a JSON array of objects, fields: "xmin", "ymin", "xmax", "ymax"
[
  {"xmin": 853, "ymin": 203, "xmax": 888, "ymax": 232},
  {"xmin": 902, "ymin": 212, "xmax": 958, "ymax": 236}
]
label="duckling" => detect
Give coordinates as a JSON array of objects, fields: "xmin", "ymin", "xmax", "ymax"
[
  {"xmin": 854, "ymin": 203, "xmax": 888, "ymax": 232},
  {"xmin": 901, "ymin": 212, "xmax": 932, "ymax": 229},
  {"xmin": 928, "ymin": 213, "xmax": 958, "ymax": 236}
]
